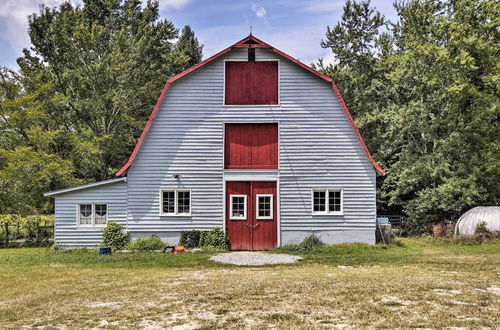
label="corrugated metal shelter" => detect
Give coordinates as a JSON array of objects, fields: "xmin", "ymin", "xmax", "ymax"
[
  {"xmin": 454, "ymin": 206, "xmax": 500, "ymax": 236},
  {"xmin": 44, "ymin": 35, "xmax": 386, "ymax": 249}
]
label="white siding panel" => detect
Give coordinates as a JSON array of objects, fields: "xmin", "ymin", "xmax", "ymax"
[
  {"xmin": 126, "ymin": 47, "xmax": 376, "ymax": 244},
  {"xmin": 54, "ymin": 181, "xmax": 127, "ymax": 247}
]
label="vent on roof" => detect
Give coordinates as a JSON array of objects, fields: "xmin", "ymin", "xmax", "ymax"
[
  {"xmin": 243, "ymin": 39, "xmax": 259, "ymax": 45},
  {"xmin": 248, "ymin": 47, "xmax": 255, "ymax": 61}
]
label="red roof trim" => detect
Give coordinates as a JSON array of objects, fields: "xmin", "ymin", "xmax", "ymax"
[
  {"xmin": 330, "ymin": 81, "xmax": 386, "ymax": 175},
  {"xmin": 115, "ymin": 81, "xmax": 171, "ymax": 176},
  {"xmin": 115, "ymin": 34, "xmax": 385, "ymax": 176}
]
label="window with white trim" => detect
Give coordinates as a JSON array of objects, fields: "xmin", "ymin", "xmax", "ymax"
[
  {"xmin": 78, "ymin": 204, "xmax": 107, "ymax": 225},
  {"xmin": 256, "ymin": 194, "xmax": 273, "ymax": 219},
  {"xmin": 312, "ymin": 189, "xmax": 343, "ymax": 215},
  {"xmin": 230, "ymin": 195, "xmax": 247, "ymax": 220},
  {"xmin": 161, "ymin": 190, "xmax": 191, "ymax": 216}
]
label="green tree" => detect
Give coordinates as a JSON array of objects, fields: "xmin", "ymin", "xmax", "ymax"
[
  {"xmin": 315, "ymin": 0, "xmax": 390, "ymax": 165},
  {"xmin": 19, "ymin": 0, "xmax": 202, "ymax": 181},
  {"xmin": 317, "ymin": 0, "xmax": 387, "ymax": 119},
  {"xmin": 176, "ymin": 25, "xmax": 204, "ymax": 70},
  {"xmin": 0, "ymin": 0, "xmax": 203, "ymax": 215},
  {"xmin": 318, "ymin": 0, "xmax": 500, "ymax": 229},
  {"xmin": 379, "ymin": 0, "xmax": 499, "ymax": 225}
]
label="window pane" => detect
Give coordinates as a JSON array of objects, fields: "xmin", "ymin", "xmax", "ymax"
[
  {"xmin": 79, "ymin": 204, "xmax": 92, "ymax": 225},
  {"xmin": 231, "ymin": 196, "xmax": 246, "ymax": 218},
  {"xmin": 258, "ymin": 196, "xmax": 272, "ymax": 218},
  {"xmin": 177, "ymin": 191, "xmax": 190, "ymax": 214},
  {"xmin": 162, "ymin": 191, "xmax": 175, "ymax": 214},
  {"xmin": 313, "ymin": 191, "xmax": 326, "ymax": 212},
  {"xmin": 95, "ymin": 204, "xmax": 107, "ymax": 225},
  {"xmin": 329, "ymin": 191, "xmax": 341, "ymax": 212}
]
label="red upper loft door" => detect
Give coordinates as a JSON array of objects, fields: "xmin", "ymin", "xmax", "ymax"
[
  {"xmin": 225, "ymin": 61, "xmax": 278, "ymax": 105},
  {"xmin": 224, "ymin": 123, "xmax": 278, "ymax": 169}
]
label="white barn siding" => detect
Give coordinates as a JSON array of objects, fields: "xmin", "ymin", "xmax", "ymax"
[
  {"xmin": 126, "ymin": 47, "xmax": 376, "ymax": 245},
  {"xmin": 53, "ymin": 181, "xmax": 127, "ymax": 248}
]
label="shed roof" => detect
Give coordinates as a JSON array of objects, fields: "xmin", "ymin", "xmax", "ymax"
[
  {"xmin": 44, "ymin": 177, "xmax": 126, "ymax": 197},
  {"xmin": 115, "ymin": 35, "xmax": 385, "ymax": 176}
]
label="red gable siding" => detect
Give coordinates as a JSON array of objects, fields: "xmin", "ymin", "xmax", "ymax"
[
  {"xmin": 225, "ymin": 62, "xmax": 278, "ymax": 105},
  {"xmin": 225, "ymin": 123, "xmax": 278, "ymax": 169}
]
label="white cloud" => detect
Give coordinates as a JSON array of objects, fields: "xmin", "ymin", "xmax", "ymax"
[
  {"xmin": 251, "ymin": 4, "xmax": 266, "ymax": 18},
  {"xmin": 321, "ymin": 51, "xmax": 338, "ymax": 67},
  {"xmin": 0, "ymin": 0, "xmax": 77, "ymax": 59},
  {"xmin": 300, "ymin": 0, "xmax": 344, "ymax": 13},
  {"xmin": 158, "ymin": 0, "xmax": 192, "ymax": 10}
]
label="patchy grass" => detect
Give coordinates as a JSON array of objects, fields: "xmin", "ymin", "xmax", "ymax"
[{"xmin": 0, "ymin": 238, "xmax": 498, "ymax": 328}]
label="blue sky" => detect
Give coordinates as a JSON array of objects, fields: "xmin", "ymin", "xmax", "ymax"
[{"xmin": 0, "ymin": 0, "xmax": 398, "ymax": 70}]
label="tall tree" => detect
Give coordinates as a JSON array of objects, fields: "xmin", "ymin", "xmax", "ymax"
[
  {"xmin": 0, "ymin": 68, "xmax": 79, "ymax": 214},
  {"xmin": 315, "ymin": 0, "xmax": 392, "ymax": 212},
  {"xmin": 18, "ymin": 0, "xmax": 202, "ymax": 181},
  {"xmin": 318, "ymin": 0, "xmax": 499, "ymax": 229},
  {"xmin": 379, "ymin": 0, "xmax": 499, "ymax": 225},
  {"xmin": 176, "ymin": 25, "xmax": 204, "ymax": 70},
  {"xmin": 317, "ymin": 0, "xmax": 386, "ymax": 118},
  {"xmin": 0, "ymin": 0, "xmax": 203, "ymax": 214}
]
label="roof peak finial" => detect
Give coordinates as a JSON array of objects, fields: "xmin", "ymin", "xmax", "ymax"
[{"xmin": 249, "ymin": 13, "xmax": 253, "ymax": 36}]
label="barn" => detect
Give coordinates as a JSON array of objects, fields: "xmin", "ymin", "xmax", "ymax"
[{"xmin": 44, "ymin": 35, "xmax": 385, "ymax": 250}]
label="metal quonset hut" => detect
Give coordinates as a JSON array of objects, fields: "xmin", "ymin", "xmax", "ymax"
[
  {"xmin": 454, "ymin": 206, "xmax": 500, "ymax": 236},
  {"xmin": 45, "ymin": 35, "xmax": 385, "ymax": 250}
]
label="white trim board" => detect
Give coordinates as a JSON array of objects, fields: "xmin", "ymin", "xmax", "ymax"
[{"xmin": 44, "ymin": 177, "xmax": 127, "ymax": 197}]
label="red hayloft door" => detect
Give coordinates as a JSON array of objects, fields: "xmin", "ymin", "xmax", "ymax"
[
  {"xmin": 224, "ymin": 123, "xmax": 278, "ymax": 169},
  {"xmin": 226, "ymin": 181, "xmax": 277, "ymax": 251}
]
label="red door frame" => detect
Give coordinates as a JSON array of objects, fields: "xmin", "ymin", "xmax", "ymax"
[{"xmin": 225, "ymin": 181, "xmax": 278, "ymax": 251}]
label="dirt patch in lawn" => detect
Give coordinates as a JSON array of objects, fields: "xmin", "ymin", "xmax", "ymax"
[{"xmin": 210, "ymin": 252, "xmax": 303, "ymax": 265}]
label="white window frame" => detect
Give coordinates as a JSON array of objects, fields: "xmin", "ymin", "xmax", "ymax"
[
  {"xmin": 77, "ymin": 203, "xmax": 108, "ymax": 227},
  {"xmin": 256, "ymin": 194, "xmax": 273, "ymax": 220},
  {"xmin": 311, "ymin": 189, "xmax": 343, "ymax": 215},
  {"xmin": 230, "ymin": 194, "xmax": 247, "ymax": 220},
  {"xmin": 160, "ymin": 189, "xmax": 192, "ymax": 216}
]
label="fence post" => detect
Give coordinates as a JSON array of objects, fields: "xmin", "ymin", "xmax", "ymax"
[{"xmin": 4, "ymin": 222, "xmax": 9, "ymax": 247}]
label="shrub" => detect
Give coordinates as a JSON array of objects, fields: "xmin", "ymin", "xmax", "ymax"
[
  {"xmin": 128, "ymin": 235, "xmax": 166, "ymax": 251},
  {"xmin": 179, "ymin": 230, "xmax": 202, "ymax": 248},
  {"xmin": 299, "ymin": 234, "xmax": 324, "ymax": 251},
  {"xmin": 200, "ymin": 227, "xmax": 227, "ymax": 250},
  {"xmin": 475, "ymin": 221, "xmax": 489, "ymax": 234},
  {"xmin": 101, "ymin": 222, "xmax": 129, "ymax": 250}
]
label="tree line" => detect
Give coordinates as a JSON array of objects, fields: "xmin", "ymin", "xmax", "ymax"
[
  {"xmin": 315, "ymin": 0, "xmax": 499, "ymax": 230},
  {"xmin": 0, "ymin": 0, "xmax": 203, "ymax": 215},
  {"xmin": 0, "ymin": 0, "xmax": 498, "ymax": 230}
]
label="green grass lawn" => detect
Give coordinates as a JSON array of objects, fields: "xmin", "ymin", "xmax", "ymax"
[{"xmin": 0, "ymin": 239, "xmax": 498, "ymax": 329}]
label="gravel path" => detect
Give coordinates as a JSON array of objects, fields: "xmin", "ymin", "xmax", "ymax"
[{"xmin": 209, "ymin": 252, "xmax": 303, "ymax": 266}]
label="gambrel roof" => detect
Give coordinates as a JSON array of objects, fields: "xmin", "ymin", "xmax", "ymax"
[{"xmin": 115, "ymin": 35, "xmax": 385, "ymax": 176}]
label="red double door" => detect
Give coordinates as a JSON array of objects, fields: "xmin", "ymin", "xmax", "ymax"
[{"xmin": 226, "ymin": 181, "xmax": 277, "ymax": 250}]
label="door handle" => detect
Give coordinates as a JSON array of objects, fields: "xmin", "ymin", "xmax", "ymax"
[{"xmin": 246, "ymin": 223, "xmax": 259, "ymax": 229}]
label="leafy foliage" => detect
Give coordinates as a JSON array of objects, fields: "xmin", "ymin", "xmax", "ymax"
[
  {"xmin": 0, "ymin": 0, "xmax": 203, "ymax": 215},
  {"xmin": 179, "ymin": 228, "xmax": 228, "ymax": 250},
  {"xmin": 299, "ymin": 234, "xmax": 325, "ymax": 251},
  {"xmin": 127, "ymin": 235, "xmax": 166, "ymax": 251},
  {"xmin": 200, "ymin": 227, "xmax": 228, "ymax": 250},
  {"xmin": 475, "ymin": 221, "xmax": 489, "ymax": 234},
  {"xmin": 317, "ymin": 0, "xmax": 500, "ymax": 229},
  {"xmin": 0, "ymin": 214, "xmax": 54, "ymax": 247},
  {"xmin": 179, "ymin": 230, "xmax": 202, "ymax": 248},
  {"xmin": 101, "ymin": 222, "xmax": 129, "ymax": 250}
]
